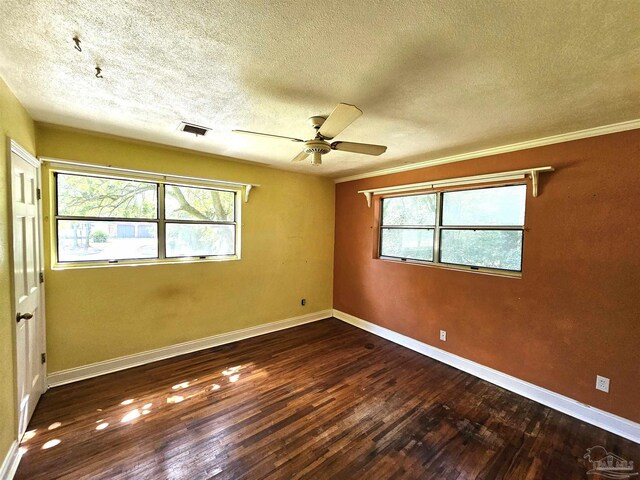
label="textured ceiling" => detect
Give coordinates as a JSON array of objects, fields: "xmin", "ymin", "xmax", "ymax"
[{"xmin": 0, "ymin": 0, "xmax": 638, "ymax": 177}]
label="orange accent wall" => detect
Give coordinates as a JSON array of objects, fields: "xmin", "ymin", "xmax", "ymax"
[{"xmin": 334, "ymin": 129, "xmax": 640, "ymax": 423}]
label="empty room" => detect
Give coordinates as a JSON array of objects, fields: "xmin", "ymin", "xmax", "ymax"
[{"xmin": 1, "ymin": 1, "xmax": 639, "ymax": 479}]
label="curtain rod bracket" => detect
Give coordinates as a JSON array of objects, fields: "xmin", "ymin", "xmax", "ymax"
[
  {"xmin": 244, "ymin": 184, "xmax": 253, "ymax": 203},
  {"xmin": 531, "ymin": 170, "xmax": 539, "ymax": 197}
]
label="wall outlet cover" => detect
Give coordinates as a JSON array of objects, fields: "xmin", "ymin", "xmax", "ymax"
[{"xmin": 596, "ymin": 375, "xmax": 610, "ymax": 393}]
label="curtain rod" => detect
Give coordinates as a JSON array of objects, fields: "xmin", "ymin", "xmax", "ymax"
[
  {"xmin": 41, "ymin": 157, "xmax": 260, "ymax": 202},
  {"xmin": 357, "ymin": 166, "xmax": 554, "ymax": 207}
]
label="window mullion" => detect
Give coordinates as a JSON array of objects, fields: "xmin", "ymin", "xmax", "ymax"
[
  {"xmin": 434, "ymin": 192, "xmax": 442, "ymax": 263},
  {"xmin": 163, "ymin": 219, "xmax": 236, "ymax": 226},
  {"xmin": 439, "ymin": 225, "xmax": 522, "ymax": 231},
  {"xmin": 158, "ymin": 183, "xmax": 166, "ymax": 259},
  {"xmin": 55, "ymin": 215, "xmax": 158, "ymax": 223}
]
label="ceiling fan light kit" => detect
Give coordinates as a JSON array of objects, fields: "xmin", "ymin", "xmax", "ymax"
[{"xmin": 232, "ymin": 103, "xmax": 388, "ymax": 166}]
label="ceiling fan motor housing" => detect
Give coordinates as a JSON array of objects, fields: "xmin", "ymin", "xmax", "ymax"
[
  {"xmin": 303, "ymin": 139, "xmax": 331, "ymax": 155},
  {"xmin": 303, "ymin": 139, "xmax": 331, "ymax": 166}
]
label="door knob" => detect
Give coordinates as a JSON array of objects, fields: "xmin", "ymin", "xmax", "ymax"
[{"xmin": 16, "ymin": 312, "xmax": 33, "ymax": 323}]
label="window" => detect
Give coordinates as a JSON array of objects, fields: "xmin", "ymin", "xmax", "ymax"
[
  {"xmin": 54, "ymin": 172, "xmax": 238, "ymax": 265},
  {"xmin": 379, "ymin": 184, "xmax": 526, "ymax": 273},
  {"xmin": 380, "ymin": 194, "xmax": 436, "ymax": 262}
]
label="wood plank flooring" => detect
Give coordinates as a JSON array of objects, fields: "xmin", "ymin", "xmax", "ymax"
[{"xmin": 15, "ymin": 318, "xmax": 639, "ymax": 479}]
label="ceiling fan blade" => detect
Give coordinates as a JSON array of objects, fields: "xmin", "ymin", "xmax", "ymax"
[
  {"xmin": 291, "ymin": 151, "xmax": 310, "ymax": 162},
  {"xmin": 232, "ymin": 129, "xmax": 304, "ymax": 142},
  {"xmin": 318, "ymin": 103, "xmax": 363, "ymax": 140},
  {"xmin": 331, "ymin": 141, "xmax": 387, "ymax": 156}
]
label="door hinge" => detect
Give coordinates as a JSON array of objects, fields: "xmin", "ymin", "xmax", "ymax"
[
  {"xmin": 37, "ymin": 188, "xmax": 41, "ymax": 200},
  {"xmin": 39, "ymin": 272, "xmax": 44, "ymax": 284},
  {"xmin": 41, "ymin": 353, "xmax": 46, "ymax": 364}
]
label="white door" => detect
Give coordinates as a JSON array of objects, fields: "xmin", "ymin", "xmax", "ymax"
[{"xmin": 11, "ymin": 141, "xmax": 46, "ymax": 436}]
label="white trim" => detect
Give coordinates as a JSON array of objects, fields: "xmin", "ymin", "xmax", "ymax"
[
  {"xmin": 334, "ymin": 119, "xmax": 640, "ymax": 183},
  {"xmin": 333, "ymin": 309, "xmax": 640, "ymax": 444},
  {"xmin": 0, "ymin": 441, "xmax": 22, "ymax": 480},
  {"xmin": 9, "ymin": 140, "xmax": 38, "ymax": 168},
  {"xmin": 48, "ymin": 310, "xmax": 333, "ymax": 387}
]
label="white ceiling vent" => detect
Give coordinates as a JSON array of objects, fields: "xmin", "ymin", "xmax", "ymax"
[{"xmin": 178, "ymin": 122, "xmax": 211, "ymax": 137}]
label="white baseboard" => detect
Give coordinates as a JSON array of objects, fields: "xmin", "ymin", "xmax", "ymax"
[
  {"xmin": 0, "ymin": 441, "xmax": 21, "ymax": 480},
  {"xmin": 48, "ymin": 310, "xmax": 333, "ymax": 387},
  {"xmin": 333, "ymin": 309, "xmax": 640, "ymax": 444}
]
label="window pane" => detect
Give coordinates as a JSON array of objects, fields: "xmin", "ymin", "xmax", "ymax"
[
  {"xmin": 57, "ymin": 174, "xmax": 157, "ymax": 219},
  {"xmin": 442, "ymin": 185, "xmax": 526, "ymax": 226},
  {"xmin": 382, "ymin": 194, "xmax": 436, "ymax": 226},
  {"xmin": 165, "ymin": 185, "xmax": 235, "ymax": 222},
  {"xmin": 57, "ymin": 220, "xmax": 158, "ymax": 262},
  {"xmin": 380, "ymin": 228, "xmax": 434, "ymax": 261},
  {"xmin": 166, "ymin": 224, "xmax": 235, "ymax": 257},
  {"xmin": 440, "ymin": 230, "xmax": 523, "ymax": 271}
]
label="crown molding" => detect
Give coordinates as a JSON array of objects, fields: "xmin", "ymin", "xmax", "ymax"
[{"xmin": 334, "ymin": 119, "xmax": 640, "ymax": 183}]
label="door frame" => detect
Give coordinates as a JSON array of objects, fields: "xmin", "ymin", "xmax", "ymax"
[{"xmin": 7, "ymin": 138, "xmax": 47, "ymax": 437}]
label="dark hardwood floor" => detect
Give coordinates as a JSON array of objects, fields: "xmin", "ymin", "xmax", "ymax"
[{"xmin": 16, "ymin": 318, "xmax": 639, "ymax": 479}]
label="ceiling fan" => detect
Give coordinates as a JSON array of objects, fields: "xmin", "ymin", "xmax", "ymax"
[{"xmin": 232, "ymin": 103, "xmax": 387, "ymax": 166}]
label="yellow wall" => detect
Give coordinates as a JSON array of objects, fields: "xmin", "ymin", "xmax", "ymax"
[
  {"xmin": 36, "ymin": 125, "xmax": 335, "ymax": 373},
  {"xmin": 0, "ymin": 77, "xmax": 36, "ymax": 465}
]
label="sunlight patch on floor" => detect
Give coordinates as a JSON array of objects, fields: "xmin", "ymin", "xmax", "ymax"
[
  {"xmin": 41, "ymin": 439, "xmax": 61, "ymax": 450},
  {"xmin": 121, "ymin": 409, "xmax": 141, "ymax": 423},
  {"xmin": 222, "ymin": 366, "xmax": 241, "ymax": 376}
]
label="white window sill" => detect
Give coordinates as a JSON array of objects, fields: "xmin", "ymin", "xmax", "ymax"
[
  {"xmin": 377, "ymin": 256, "xmax": 522, "ymax": 279},
  {"xmin": 52, "ymin": 255, "xmax": 240, "ymax": 271}
]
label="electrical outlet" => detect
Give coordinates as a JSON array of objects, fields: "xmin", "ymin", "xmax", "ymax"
[
  {"xmin": 596, "ymin": 375, "xmax": 610, "ymax": 393},
  {"xmin": 439, "ymin": 330, "xmax": 447, "ymax": 342},
  {"xmin": 301, "ymin": 298, "xmax": 306, "ymax": 306}
]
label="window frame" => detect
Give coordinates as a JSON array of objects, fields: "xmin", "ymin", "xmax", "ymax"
[
  {"xmin": 51, "ymin": 169, "xmax": 242, "ymax": 269},
  {"xmin": 378, "ymin": 183, "xmax": 526, "ymax": 276}
]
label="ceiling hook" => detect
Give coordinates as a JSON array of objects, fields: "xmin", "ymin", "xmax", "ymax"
[
  {"xmin": 73, "ymin": 36, "xmax": 82, "ymax": 52},
  {"xmin": 95, "ymin": 66, "xmax": 103, "ymax": 78}
]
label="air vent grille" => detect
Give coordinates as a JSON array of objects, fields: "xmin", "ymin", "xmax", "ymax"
[{"xmin": 178, "ymin": 122, "xmax": 211, "ymax": 137}]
